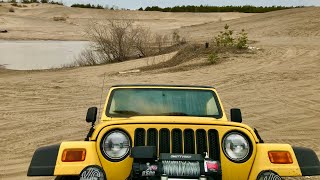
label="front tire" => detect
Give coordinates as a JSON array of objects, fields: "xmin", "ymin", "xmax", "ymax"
[{"xmin": 55, "ymin": 176, "xmax": 79, "ymax": 180}]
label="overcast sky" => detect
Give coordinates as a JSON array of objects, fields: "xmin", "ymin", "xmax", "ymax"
[{"xmin": 61, "ymin": 0, "xmax": 320, "ymax": 9}]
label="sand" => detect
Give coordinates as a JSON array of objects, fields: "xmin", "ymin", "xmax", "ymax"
[
  {"xmin": 0, "ymin": 3, "xmax": 253, "ymax": 40},
  {"xmin": 0, "ymin": 3, "xmax": 320, "ymax": 180}
]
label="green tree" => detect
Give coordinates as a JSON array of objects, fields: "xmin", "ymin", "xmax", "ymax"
[
  {"xmin": 215, "ymin": 24, "xmax": 235, "ymax": 47},
  {"xmin": 236, "ymin": 29, "xmax": 248, "ymax": 49}
]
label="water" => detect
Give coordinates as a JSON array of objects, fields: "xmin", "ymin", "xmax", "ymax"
[{"xmin": 0, "ymin": 40, "xmax": 90, "ymax": 70}]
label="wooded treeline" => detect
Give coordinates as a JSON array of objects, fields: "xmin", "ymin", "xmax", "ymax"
[{"xmin": 141, "ymin": 5, "xmax": 303, "ymax": 13}]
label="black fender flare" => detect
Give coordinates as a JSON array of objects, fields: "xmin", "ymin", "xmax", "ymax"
[
  {"xmin": 27, "ymin": 144, "xmax": 60, "ymax": 176},
  {"xmin": 293, "ymin": 146, "xmax": 320, "ymax": 176}
]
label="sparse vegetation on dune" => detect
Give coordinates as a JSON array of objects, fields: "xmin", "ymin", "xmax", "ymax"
[
  {"xmin": 140, "ymin": 24, "xmax": 251, "ymax": 72},
  {"xmin": 213, "ymin": 24, "xmax": 249, "ymax": 50},
  {"xmin": 72, "ymin": 22, "xmax": 251, "ymax": 70},
  {"xmin": 70, "ymin": 18, "xmax": 184, "ymax": 67}
]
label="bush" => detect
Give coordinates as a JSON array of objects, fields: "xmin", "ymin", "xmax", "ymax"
[
  {"xmin": 84, "ymin": 18, "xmax": 184, "ymax": 65},
  {"xmin": 87, "ymin": 19, "xmax": 136, "ymax": 62},
  {"xmin": 154, "ymin": 34, "xmax": 169, "ymax": 53},
  {"xmin": 87, "ymin": 19, "xmax": 161, "ymax": 63},
  {"xmin": 207, "ymin": 52, "xmax": 219, "ymax": 64},
  {"xmin": 214, "ymin": 24, "xmax": 248, "ymax": 49},
  {"xmin": 215, "ymin": 24, "xmax": 234, "ymax": 47},
  {"xmin": 9, "ymin": 7, "xmax": 15, "ymax": 12},
  {"xmin": 41, "ymin": 0, "xmax": 48, "ymax": 3},
  {"xmin": 73, "ymin": 49, "xmax": 99, "ymax": 66},
  {"xmin": 236, "ymin": 29, "xmax": 248, "ymax": 49},
  {"xmin": 53, "ymin": 16, "xmax": 66, "ymax": 21},
  {"xmin": 132, "ymin": 27, "xmax": 153, "ymax": 57}
]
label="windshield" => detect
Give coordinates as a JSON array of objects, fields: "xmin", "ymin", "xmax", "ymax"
[{"xmin": 107, "ymin": 88, "xmax": 222, "ymax": 118}]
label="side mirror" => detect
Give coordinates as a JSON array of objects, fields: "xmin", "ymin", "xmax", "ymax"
[
  {"xmin": 86, "ymin": 107, "xmax": 98, "ymax": 123},
  {"xmin": 231, "ymin": 108, "xmax": 242, "ymax": 123}
]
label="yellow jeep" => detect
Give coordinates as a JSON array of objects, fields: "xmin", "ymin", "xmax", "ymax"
[{"xmin": 27, "ymin": 85, "xmax": 320, "ymax": 180}]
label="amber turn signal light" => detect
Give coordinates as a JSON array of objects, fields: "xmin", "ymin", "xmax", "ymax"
[
  {"xmin": 268, "ymin": 151, "xmax": 293, "ymax": 164},
  {"xmin": 62, "ymin": 149, "xmax": 86, "ymax": 162}
]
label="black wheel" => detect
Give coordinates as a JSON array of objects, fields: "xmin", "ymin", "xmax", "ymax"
[
  {"xmin": 55, "ymin": 176, "xmax": 79, "ymax": 180},
  {"xmin": 257, "ymin": 171, "xmax": 282, "ymax": 180}
]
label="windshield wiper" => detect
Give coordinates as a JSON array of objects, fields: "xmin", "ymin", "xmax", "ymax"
[
  {"xmin": 158, "ymin": 112, "xmax": 190, "ymax": 116},
  {"xmin": 113, "ymin": 110, "xmax": 141, "ymax": 116}
]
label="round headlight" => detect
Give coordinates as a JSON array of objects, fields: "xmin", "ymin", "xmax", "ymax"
[
  {"xmin": 222, "ymin": 131, "xmax": 251, "ymax": 162},
  {"xmin": 101, "ymin": 130, "xmax": 131, "ymax": 161}
]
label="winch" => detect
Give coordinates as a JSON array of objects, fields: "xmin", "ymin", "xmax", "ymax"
[{"xmin": 129, "ymin": 146, "xmax": 221, "ymax": 180}]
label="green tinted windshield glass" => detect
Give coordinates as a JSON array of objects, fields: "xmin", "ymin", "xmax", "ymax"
[{"xmin": 107, "ymin": 88, "xmax": 222, "ymax": 118}]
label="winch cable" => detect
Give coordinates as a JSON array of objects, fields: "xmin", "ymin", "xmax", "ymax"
[{"xmin": 162, "ymin": 161, "xmax": 201, "ymax": 177}]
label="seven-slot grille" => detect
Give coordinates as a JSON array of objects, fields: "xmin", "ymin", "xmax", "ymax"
[{"xmin": 134, "ymin": 128, "xmax": 220, "ymax": 161}]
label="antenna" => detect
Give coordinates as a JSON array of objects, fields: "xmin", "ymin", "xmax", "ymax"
[{"xmin": 98, "ymin": 73, "xmax": 106, "ymax": 120}]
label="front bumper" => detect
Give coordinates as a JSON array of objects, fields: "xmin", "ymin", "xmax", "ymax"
[{"xmin": 27, "ymin": 144, "xmax": 320, "ymax": 179}]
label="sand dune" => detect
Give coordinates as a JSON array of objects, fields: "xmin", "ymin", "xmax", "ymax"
[
  {"xmin": 180, "ymin": 7, "xmax": 320, "ymax": 41},
  {"xmin": 0, "ymin": 3, "xmax": 253, "ymax": 40},
  {"xmin": 0, "ymin": 4, "xmax": 320, "ymax": 180}
]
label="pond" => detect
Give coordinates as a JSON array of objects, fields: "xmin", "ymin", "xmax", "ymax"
[{"xmin": 0, "ymin": 40, "xmax": 89, "ymax": 70}]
